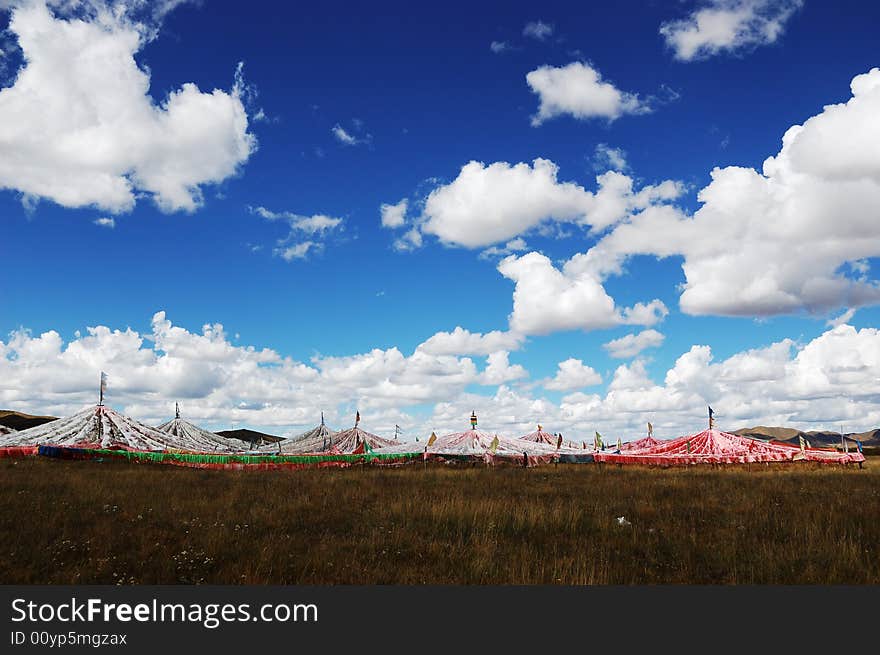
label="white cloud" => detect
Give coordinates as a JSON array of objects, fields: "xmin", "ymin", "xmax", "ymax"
[
  {"xmin": 523, "ymin": 20, "xmax": 554, "ymax": 41},
  {"xmin": 544, "ymin": 358, "xmax": 602, "ymax": 391},
  {"xmin": 250, "ymin": 205, "xmax": 343, "ymax": 261},
  {"xmin": 380, "ymin": 198, "xmax": 408, "ymax": 228},
  {"xmin": 275, "ymin": 242, "xmax": 316, "ymax": 261},
  {"xmin": 593, "ymin": 143, "xmax": 628, "ymax": 171},
  {"xmin": 660, "ymin": 0, "xmax": 803, "ymax": 62},
  {"xmin": 480, "ymin": 351, "xmax": 528, "ymax": 385},
  {"xmin": 331, "ymin": 124, "xmax": 358, "ymax": 145},
  {"xmin": 479, "ymin": 238, "xmax": 528, "ymax": 260},
  {"xmin": 603, "ymin": 329, "xmax": 665, "ymax": 359},
  {"xmin": 393, "ymin": 227, "xmax": 423, "ymax": 252},
  {"xmin": 93, "ymin": 217, "xmax": 115, "ymax": 228},
  {"xmin": 0, "ymin": 1, "xmax": 255, "ymax": 214},
  {"xmin": 416, "ymin": 327, "xmax": 524, "ymax": 356},
  {"xmin": 490, "ymin": 40, "xmax": 511, "ymax": 54},
  {"xmin": 827, "ymin": 308, "xmax": 856, "ymax": 328},
  {"xmin": 497, "ymin": 251, "xmax": 668, "ymax": 335},
  {"xmin": 331, "ymin": 122, "xmax": 371, "ymax": 146},
  {"xmin": 419, "ymin": 158, "xmax": 683, "ymax": 248},
  {"xmin": 588, "ymin": 68, "xmax": 880, "ymax": 317},
  {"xmin": 3, "ymin": 313, "xmax": 880, "ymax": 438},
  {"xmin": 526, "ymin": 62, "xmax": 650, "ymax": 125}
]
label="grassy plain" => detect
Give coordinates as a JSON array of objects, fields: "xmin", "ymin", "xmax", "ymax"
[{"xmin": 1, "ymin": 457, "xmax": 877, "ymax": 584}]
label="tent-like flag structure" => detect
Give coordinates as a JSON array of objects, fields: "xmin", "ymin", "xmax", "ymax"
[
  {"xmin": 331, "ymin": 425, "xmax": 399, "ymax": 453},
  {"xmin": 0, "ymin": 405, "xmax": 239, "ymax": 453},
  {"xmin": 519, "ymin": 425, "xmax": 581, "ymax": 449},
  {"xmin": 519, "ymin": 425, "xmax": 556, "ymax": 444},
  {"xmin": 260, "ymin": 420, "xmax": 339, "ymax": 454},
  {"xmin": 373, "ymin": 414, "xmax": 592, "ymax": 465},
  {"xmin": 156, "ymin": 405, "xmax": 243, "ymax": 452},
  {"xmin": 619, "ymin": 435, "xmax": 661, "ymax": 451},
  {"xmin": 0, "ymin": 405, "xmax": 181, "ymax": 451},
  {"xmin": 594, "ymin": 427, "xmax": 866, "ymax": 466}
]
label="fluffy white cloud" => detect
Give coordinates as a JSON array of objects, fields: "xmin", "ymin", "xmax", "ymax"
[
  {"xmin": 480, "ymin": 351, "xmax": 528, "ymax": 385},
  {"xmin": 526, "ymin": 62, "xmax": 650, "ymax": 125},
  {"xmin": 3, "ymin": 314, "xmax": 880, "ymax": 439},
  {"xmin": 523, "ymin": 20, "xmax": 553, "ymax": 41},
  {"xmin": 589, "ymin": 68, "xmax": 880, "ymax": 317},
  {"xmin": 423, "ymin": 319, "xmax": 880, "ymax": 437},
  {"xmin": 93, "ymin": 217, "xmax": 115, "ymax": 229},
  {"xmin": 380, "ymin": 198, "xmax": 408, "ymax": 228},
  {"xmin": 544, "ymin": 358, "xmax": 602, "ymax": 391},
  {"xmin": 603, "ymin": 329, "xmax": 665, "ymax": 359},
  {"xmin": 416, "ymin": 327, "xmax": 524, "ymax": 356},
  {"xmin": 497, "ymin": 252, "xmax": 668, "ymax": 335},
  {"xmin": 419, "ymin": 158, "xmax": 683, "ymax": 248},
  {"xmin": 0, "ymin": 1, "xmax": 255, "ymax": 213},
  {"xmin": 660, "ymin": 0, "xmax": 803, "ymax": 61}
]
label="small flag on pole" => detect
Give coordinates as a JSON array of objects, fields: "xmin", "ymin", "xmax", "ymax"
[
  {"xmin": 617, "ymin": 436, "xmax": 622, "ymax": 453},
  {"xmin": 427, "ymin": 432, "xmax": 437, "ymax": 447},
  {"xmin": 99, "ymin": 371, "xmax": 108, "ymax": 405},
  {"xmin": 355, "ymin": 410, "xmax": 360, "ymax": 427},
  {"xmin": 594, "ymin": 431, "xmax": 603, "ymax": 451},
  {"xmin": 799, "ymin": 435, "xmax": 806, "ymax": 455},
  {"xmin": 647, "ymin": 422, "xmax": 653, "ymax": 438},
  {"xmin": 489, "ymin": 435, "xmax": 499, "ymax": 454},
  {"xmin": 556, "ymin": 434, "xmax": 562, "ymax": 449},
  {"xmin": 857, "ymin": 440, "xmax": 863, "ymax": 454},
  {"xmin": 708, "ymin": 406, "xmax": 715, "ymax": 429},
  {"xmin": 470, "ymin": 411, "xmax": 478, "ymax": 429}
]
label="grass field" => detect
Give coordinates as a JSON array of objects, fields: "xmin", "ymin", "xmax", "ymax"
[{"xmin": 1, "ymin": 457, "xmax": 877, "ymax": 584}]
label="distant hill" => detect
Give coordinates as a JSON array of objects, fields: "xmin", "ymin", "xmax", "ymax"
[
  {"xmin": 0, "ymin": 410, "xmax": 58, "ymax": 431},
  {"xmin": 733, "ymin": 425, "xmax": 880, "ymax": 446},
  {"xmin": 216, "ymin": 428, "xmax": 284, "ymax": 446}
]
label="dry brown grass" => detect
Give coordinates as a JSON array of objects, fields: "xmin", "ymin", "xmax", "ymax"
[{"xmin": 1, "ymin": 457, "xmax": 877, "ymax": 584}]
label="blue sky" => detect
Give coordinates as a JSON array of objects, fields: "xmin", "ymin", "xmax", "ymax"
[{"xmin": 1, "ymin": 0, "xmax": 880, "ymax": 439}]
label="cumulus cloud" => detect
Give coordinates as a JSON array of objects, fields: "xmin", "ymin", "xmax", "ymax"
[
  {"xmin": 416, "ymin": 327, "xmax": 524, "ymax": 356},
  {"xmin": 93, "ymin": 217, "xmax": 115, "ymax": 229},
  {"xmin": 523, "ymin": 20, "xmax": 554, "ymax": 41},
  {"xmin": 0, "ymin": 1, "xmax": 255, "ymax": 214},
  {"xmin": 3, "ymin": 314, "xmax": 880, "ymax": 438},
  {"xmin": 526, "ymin": 62, "xmax": 650, "ymax": 125},
  {"xmin": 603, "ymin": 329, "xmax": 665, "ymax": 359},
  {"xmin": 419, "ymin": 158, "xmax": 683, "ymax": 248},
  {"xmin": 480, "ymin": 351, "xmax": 528, "ymax": 385},
  {"xmin": 497, "ymin": 252, "xmax": 668, "ymax": 335},
  {"xmin": 380, "ymin": 198, "xmax": 408, "ymax": 228},
  {"xmin": 544, "ymin": 358, "xmax": 602, "ymax": 391},
  {"xmin": 250, "ymin": 205, "xmax": 343, "ymax": 261},
  {"xmin": 424, "ymin": 321, "xmax": 880, "ymax": 437},
  {"xmin": 660, "ymin": 0, "xmax": 803, "ymax": 61},
  {"xmin": 588, "ymin": 68, "xmax": 880, "ymax": 317}
]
